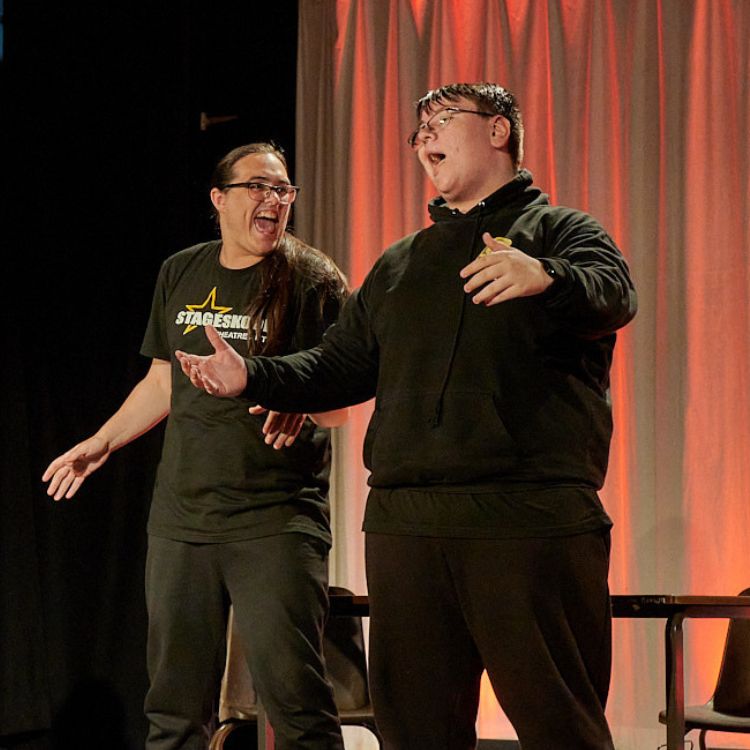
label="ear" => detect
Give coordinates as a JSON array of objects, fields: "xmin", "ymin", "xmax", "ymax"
[
  {"xmin": 210, "ymin": 187, "xmax": 225, "ymax": 215},
  {"xmin": 490, "ymin": 115, "xmax": 511, "ymax": 149}
]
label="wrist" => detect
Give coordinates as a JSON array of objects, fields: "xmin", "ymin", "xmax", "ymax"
[
  {"xmin": 537, "ymin": 258, "xmax": 559, "ymax": 295},
  {"xmin": 91, "ymin": 433, "xmax": 112, "ymax": 451}
]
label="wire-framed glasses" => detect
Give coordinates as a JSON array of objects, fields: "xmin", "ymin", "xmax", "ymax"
[
  {"xmin": 407, "ymin": 108, "xmax": 495, "ymax": 149},
  {"xmin": 222, "ymin": 181, "xmax": 300, "ymax": 204}
]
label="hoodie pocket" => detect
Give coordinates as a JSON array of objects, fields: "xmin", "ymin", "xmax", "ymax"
[{"xmin": 364, "ymin": 390, "xmax": 521, "ymax": 485}]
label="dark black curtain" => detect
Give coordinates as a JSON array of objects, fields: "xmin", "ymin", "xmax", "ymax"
[{"xmin": 1, "ymin": 2, "xmax": 298, "ymax": 747}]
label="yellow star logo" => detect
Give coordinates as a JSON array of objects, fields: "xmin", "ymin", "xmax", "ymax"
[{"xmin": 182, "ymin": 287, "xmax": 233, "ymax": 334}]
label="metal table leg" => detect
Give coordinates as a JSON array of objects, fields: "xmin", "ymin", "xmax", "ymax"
[{"xmin": 664, "ymin": 612, "xmax": 686, "ymax": 750}]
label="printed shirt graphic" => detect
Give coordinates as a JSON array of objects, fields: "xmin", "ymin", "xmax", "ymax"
[
  {"xmin": 140, "ymin": 241, "xmax": 339, "ymax": 544},
  {"xmin": 175, "ymin": 285, "xmax": 263, "ymax": 341}
]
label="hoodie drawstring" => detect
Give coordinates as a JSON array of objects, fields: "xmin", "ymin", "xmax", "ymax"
[{"xmin": 429, "ymin": 202, "xmax": 486, "ymax": 427}]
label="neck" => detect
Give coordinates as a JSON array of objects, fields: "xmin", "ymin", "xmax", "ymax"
[
  {"xmin": 444, "ymin": 165, "xmax": 518, "ymax": 214},
  {"xmin": 218, "ymin": 241, "xmax": 265, "ymax": 269}
]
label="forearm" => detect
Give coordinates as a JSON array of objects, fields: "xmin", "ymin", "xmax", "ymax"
[
  {"xmin": 541, "ymin": 255, "xmax": 637, "ymax": 336},
  {"xmin": 310, "ymin": 407, "xmax": 349, "ymax": 428},
  {"xmin": 244, "ymin": 343, "xmax": 377, "ymax": 414},
  {"xmin": 95, "ymin": 360, "xmax": 171, "ymax": 451},
  {"xmin": 541, "ymin": 218, "xmax": 637, "ymax": 337}
]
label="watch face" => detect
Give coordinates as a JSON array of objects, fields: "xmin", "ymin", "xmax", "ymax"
[{"xmin": 542, "ymin": 261, "xmax": 557, "ymax": 278}]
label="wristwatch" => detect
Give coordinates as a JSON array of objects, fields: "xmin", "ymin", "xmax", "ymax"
[{"xmin": 540, "ymin": 259, "xmax": 557, "ymax": 280}]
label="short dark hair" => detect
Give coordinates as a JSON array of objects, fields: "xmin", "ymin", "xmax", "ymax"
[{"xmin": 416, "ymin": 83, "xmax": 524, "ymax": 170}]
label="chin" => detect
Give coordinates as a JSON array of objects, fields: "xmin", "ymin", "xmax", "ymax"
[{"xmin": 248, "ymin": 234, "xmax": 281, "ymax": 254}]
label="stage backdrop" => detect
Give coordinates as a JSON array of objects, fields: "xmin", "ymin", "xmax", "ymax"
[{"xmin": 294, "ymin": 1, "xmax": 750, "ymax": 747}]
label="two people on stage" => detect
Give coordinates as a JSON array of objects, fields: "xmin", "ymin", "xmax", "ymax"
[{"xmin": 45, "ymin": 81, "xmax": 636, "ymax": 750}]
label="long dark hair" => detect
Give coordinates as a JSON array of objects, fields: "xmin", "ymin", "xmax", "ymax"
[
  {"xmin": 245, "ymin": 232, "xmax": 348, "ymax": 355},
  {"xmin": 211, "ymin": 143, "xmax": 348, "ymax": 355}
]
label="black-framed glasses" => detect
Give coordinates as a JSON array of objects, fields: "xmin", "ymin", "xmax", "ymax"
[
  {"xmin": 407, "ymin": 108, "xmax": 495, "ymax": 149},
  {"xmin": 222, "ymin": 181, "xmax": 300, "ymax": 204}
]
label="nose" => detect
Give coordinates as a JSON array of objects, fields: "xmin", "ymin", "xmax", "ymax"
[
  {"xmin": 417, "ymin": 128, "xmax": 437, "ymax": 148},
  {"xmin": 263, "ymin": 188, "xmax": 284, "ymax": 205}
]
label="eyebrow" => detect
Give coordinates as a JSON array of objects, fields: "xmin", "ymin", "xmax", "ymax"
[
  {"xmin": 420, "ymin": 107, "xmax": 452, "ymax": 121},
  {"xmin": 244, "ymin": 175, "xmax": 292, "ymax": 184}
]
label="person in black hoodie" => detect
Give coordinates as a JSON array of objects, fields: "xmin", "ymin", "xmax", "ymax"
[{"xmin": 176, "ymin": 83, "xmax": 637, "ymax": 750}]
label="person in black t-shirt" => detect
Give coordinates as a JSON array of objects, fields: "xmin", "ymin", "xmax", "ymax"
[{"xmin": 43, "ymin": 143, "xmax": 348, "ymax": 750}]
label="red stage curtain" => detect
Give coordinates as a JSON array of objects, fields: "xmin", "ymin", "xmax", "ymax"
[{"xmin": 296, "ymin": 1, "xmax": 750, "ymax": 746}]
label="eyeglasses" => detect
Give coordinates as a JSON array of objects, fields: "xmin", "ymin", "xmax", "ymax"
[
  {"xmin": 407, "ymin": 108, "xmax": 495, "ymax": 149},
  {"xmin": 222, "ymin": 181, "xmax": 300, "ymax": 204}
]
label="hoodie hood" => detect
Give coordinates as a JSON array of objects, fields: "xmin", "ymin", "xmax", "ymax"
[{"xmin": 427, "ymin": 169, "xmax": 547, "ymax": 223}]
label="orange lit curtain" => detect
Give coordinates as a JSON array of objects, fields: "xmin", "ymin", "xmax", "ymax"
[{"xmin": 295, "ymin": 1, "xmax": 750, "ymax": 746}]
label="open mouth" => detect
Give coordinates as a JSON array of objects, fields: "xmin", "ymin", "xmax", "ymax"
[
  {"xmin": 254, "ymin": 212, "xmax": 279, "ymax": 235},
  {"xmin": 428, "ymin": 152, "xmax": 446, "ymax": 166}
]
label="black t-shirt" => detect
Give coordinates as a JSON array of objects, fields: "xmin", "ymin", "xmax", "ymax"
[{"xmin": 141, "ymin": 241, "xmax": 340, "ymax": 545}]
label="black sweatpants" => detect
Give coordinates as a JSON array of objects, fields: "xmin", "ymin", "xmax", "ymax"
[
  {"xmin": 365, "ymin": 530, "xmax": 613, "ymax": 750},
  {"xmin": 143, "ymin": 533, "xmax": 343, "ymax": 750}
]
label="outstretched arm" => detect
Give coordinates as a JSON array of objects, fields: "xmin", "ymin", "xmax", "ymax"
[
  {"xmin": 177, "ymin": 271, "xmax": 381, "ymax": 414},
  {"xmin": 42, "ymin": 358, "xmax": 172, "ymax": 500}
]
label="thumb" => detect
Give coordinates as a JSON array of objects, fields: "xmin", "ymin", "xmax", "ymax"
[{"xmin": 205, "ymin": 325, "xmax": 229, "ymax": 352}]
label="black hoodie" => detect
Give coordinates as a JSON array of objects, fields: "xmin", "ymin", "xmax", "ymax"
[{"xmin": 243, "ymin": 171, "xmax": 637, "ymax": 537}]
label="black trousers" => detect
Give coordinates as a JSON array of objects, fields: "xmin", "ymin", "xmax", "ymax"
[
  {"xmin": 365, "ymin": 530, "xmax": 614, "ymax": 750},
  {"xmin": 143, "ymin": 534, "xmax": 343, "ymax": 750}
]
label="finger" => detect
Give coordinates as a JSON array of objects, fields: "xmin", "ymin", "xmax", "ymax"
[
  {"xmin": 46, "ymin": 467, "xmax": 67, "ymax": 496},
  {"xmin": 63, "ymin": 476, "xmax": 85, "ymax": 500},
  {"xmin": 473, "ymin": 280, "xmax": 518, "ymax": 306},
  {"xmin": 271, "ymin": 429, "xmax": 300, "ymax": 450},
  {"xmin": 188, "ymin": 367, "xmax": 207, "ymax": 390},
  {"xmin": 274, "ymin": 413, "xmax": 296, "ymax": 435},
  {"xmin": 470, "ymin": 279, "xmax": 505, "ymax": 305},
  {"xmin": 470, "ymin": 277, "xmax": 512, "ymax": 305},
  {"xmin": 481, "ymin": 232, "xmax": 514, "ymax": 250},
  {"xmin": 460, "ymin": 258, "xmax": 485, "ymax": 279},
  {"xmin": 284, "ymin": 414, "xmax": 305, "ymax": 437},
  {"xmin": 462, "ymin": 264, "xmax": 505, "ymax": 294},
  {"xmin": 43, "ymin": 441, "xmax": 88, "ymax": 480},
  {"xmin": 189, "ymin": 364, "xmax": 218, "ymax": 393},
  {"xmin": 284, "ymin": 420, "xmax": 303, "ymax": 446},
  {"xmin": 42, "ymin": 459, "xmax": 64, "ymax": 482},
  {"xmin": 248, "ymin": 405, "xmax": 268, "ymax": 415},
  {"xmin": 277, "ymin": 418, "xmax": 303, "ymax": 448},
  {"xmin": 288, "ymin": 415, "xmax": 305, "ymax": 437},
  {"xmin": 463, "ymin": 256, "xmax": 513, "ymax": 293},
  {"xmin": 175, "ymin": 351, "xmax": 195, "ymax": 377},
  {"xmin": 458, "ymin": 233, "xmax": 506, "ymax": 279},
  {"xmin": 201, "ymin": 372, "xmax": 225, "ymax": 397},
  {"xmin": 205, "ymin": 325, "xmax": 230, "ymax": 353},
  {"xmin": 460, "ymin": 249, "xmax": 507, "ymax": 280},
  {"xmin": 484, "ymin": 281, "xmax": 530, "ymax": 305},
  {"xmin": 273, "ymin": 432, "xmax": 290, "ymax": 450},
  {"xmin": 262, "ymin": 411, "xmax": 277, "ymax": 434},
  {"xmin": 53, "ymin": 471, "xmax": 76, "ymax": 501}
]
